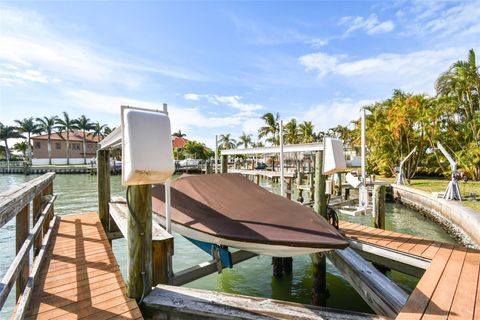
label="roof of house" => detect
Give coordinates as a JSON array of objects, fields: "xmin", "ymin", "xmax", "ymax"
[
  {"xmin": 32, "ymin": 131, "xmax": 101, "ymax": 143},
  {"xmin": 172, "ymin": 136, "xmax": 188, "ymax": 149}
]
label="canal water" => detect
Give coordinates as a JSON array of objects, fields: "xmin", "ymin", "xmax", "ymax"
[{"xmin": 0, "ymin": 174, "xmax": 456, "ymax": 318}]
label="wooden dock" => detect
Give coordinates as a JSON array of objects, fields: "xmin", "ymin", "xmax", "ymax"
[
  {"xmin": 24, "ymin": 212, "xmax": 142, "ymax": 320},
  {"xmin": 339, "ymin": 221, "xmax": 480, "ymax": 320}
]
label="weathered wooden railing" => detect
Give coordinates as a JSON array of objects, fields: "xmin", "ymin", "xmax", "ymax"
[{"xmin": 0, "ymin": 173, "xmax": 57, "ymax": 319}]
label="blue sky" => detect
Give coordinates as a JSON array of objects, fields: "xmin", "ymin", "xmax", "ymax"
[{"xmin": 0, "ymin": 1, "xmax": 479, "ymax": 148}]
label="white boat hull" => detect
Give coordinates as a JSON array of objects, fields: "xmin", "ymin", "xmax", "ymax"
[{"xmin": 153, "ymin": 213, "xmax": 334, "ymax": 257}]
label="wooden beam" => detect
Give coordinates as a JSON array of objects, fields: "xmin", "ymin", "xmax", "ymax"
[
  {"xmin": 15, "ymin": 204, "xmax": 29, "ymax": 301},
  {"xmin": 97, "ymin": 149, "xmax": 110, "ymax": 229},
  {"xmin": 0, "ymin": 172, "xmax": 55, "ymax": 229},
  {"xmin": 11, "ymin": 215, "xmax": 58, "ymax": 320},
  {"xmin": 143, "ymin": 284, "xmax": 385, "ymax": 320},
  {"xmin": 373, "ymin": 185, "xmax": 386, "ymax": 229},
  {"xmin": 126, "ymin": 185, "xmax": 153, "ymax": 299},
  {"xmin": 328, "ymin": 247, "xmax": 408, "ymax": 318},
  {"xmin": 347, "ymin": 239, "xmax": 430, "ymax": 272},
  {"xmin": 221, "ymin": 155, "xmax": 228, "ymax": 173},
  {"xmin": 110, "ymin": 197, "xmax": 173, "ymax": 286},
  {"xmin": 312, "ymin": 150, "xmax": 327, "ymax": 306},
  {"xmin": 172, "ymin": 250, "xmax": 257, "ymax": 286},
  {"xmin": 0, "ymin": 195, "xmax": 56, "ymax": 309}
]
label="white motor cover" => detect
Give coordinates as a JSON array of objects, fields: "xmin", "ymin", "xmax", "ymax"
[
  {"xmin": 122, "ymin": 108, "xmax": 175, "ymax": 186},
  {"xmin": 323, "ymin": 138, "xmax": 347, "ymax": 175},
  {"xmin": 346, "ymin": 172, "xmax": 362, "ymax": 188}
]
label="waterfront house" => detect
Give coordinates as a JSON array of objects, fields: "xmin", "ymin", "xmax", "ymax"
[{"xmin": 31, "ymin": 131, "xmax": 100, "ymax": 165}]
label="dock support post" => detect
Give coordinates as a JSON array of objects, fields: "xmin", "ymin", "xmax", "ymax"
[
  {"xmin": 127, "ymin": 185, "xmax": 153, "ymax": 300},
  {"xmin": 373, "ymin": 185, "xmax": 386, "ymax": 230},
  {"xmin": 97, "ymin": 149, "xmax": 110, "ymax": 230},
  {"xmin": 221, "ymin": 155, "xmax": 228, "ymax": 173},
  {"xmin": 16, "ymin": 204, "xmax": 29, "ymax": 301},
  {"xmin": 153, "ymin": 237, "xmax": 174, "ymax": 285},
  {"xmin": 312, "ymin": 150, "xmax": 327, "ymax": 306}
]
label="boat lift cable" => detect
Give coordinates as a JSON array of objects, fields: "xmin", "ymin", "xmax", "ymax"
[{"xmin": 126, "ymin": 186, "xmax": 148, "ymax": 304}]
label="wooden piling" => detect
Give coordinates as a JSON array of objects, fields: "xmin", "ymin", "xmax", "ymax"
[
  {"xmin": 97, "ymin": 149, "xmax": 110, "ymax": 230},
  {"xmin": 221, "ymin": 155, "xmax": 228, "ymax": 173},
  {"xmin": 312, "ymin": 150, "xmax": 327, "ymax": 306},
  {"xmin": 32, "ymin": 191, "xmax": 42, "ymax": 257},
  {"xmin": 272, "ymin": 257, "xmax": 284, "ymax": 278},
  {"xmin": 16, "ymin": 204, "xmax": 29, "ymax": 301},
  {"xmin": 127, "ymin": 185, "xmax": 153, "ymax": 299},
  {"xmin": 373, "ymin": 185, "xmax": 386, "ymax": 230},
  {"xmin": 153, "ymin": 236, "xmax": 174, "ymax": 285}
]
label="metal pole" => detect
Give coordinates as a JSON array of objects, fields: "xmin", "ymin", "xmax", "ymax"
[
  {"xmin": 360, "ymin": 108, "xmax": 368, "ymax": 208},
  {"xmin": 165, "ymin": 178, "xmax": 172, "ymax": 233},
  {"xmin": 214, "ymin": 135, "xmax": 218, "ymax": 174},
  {"xmin": 279, "ymin": 120, "xmax": 285, "ymax": 197}
]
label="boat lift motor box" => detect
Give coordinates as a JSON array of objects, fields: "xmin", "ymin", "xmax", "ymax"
[
  {"xmin": 122, "ymin": 107, "xmax": 175, "ymax": 186},
  {"xmin": 323, "ymin": 138, "xmax": 347, "ymax": 175}
]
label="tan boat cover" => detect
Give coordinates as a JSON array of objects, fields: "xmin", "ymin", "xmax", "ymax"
[{"xmin": 152, "ymin": 173, "xmax": 348, "ymax": 249}]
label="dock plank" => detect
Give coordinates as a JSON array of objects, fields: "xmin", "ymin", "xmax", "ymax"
[
  {"xmin": 25, "ymin": 212, "xmax": 142, "ymax": 319},
  {"xmin": 340, "ymin": 221, "xmax": 480, "ymax": 320},
  {"xmin": 448, "ymin": 249, "xmax": 480, "ymax": 320}
]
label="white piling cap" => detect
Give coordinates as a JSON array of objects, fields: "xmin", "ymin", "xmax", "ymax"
[{"xmin": 122, "ymin": 107, "xmax": 175, "ymax": 186}]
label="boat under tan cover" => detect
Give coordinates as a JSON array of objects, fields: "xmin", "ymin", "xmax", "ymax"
[{"xmin": 152, "ymin": 173, "xmax": 348, "ymax": 256}]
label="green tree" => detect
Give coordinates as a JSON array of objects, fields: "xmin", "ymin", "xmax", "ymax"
[
  {"xmin": 14, "ymin": 141, "xmax": 29, "ymax": 158},
  {"xmin": 219, "ymin": 134, "xmax": 237, "ymax": 150},
  {"xmin": 14, "ymin": 117, "xmax": 40, "ymax": 163},
  {"xmin": 284, "ymin": 119, "xmax": 300, "ymax": 144},
  {"xmin": 92, "ymin": 122, "xmax": 107, "ymax": 141},
  {"xmin": 299, "ymin": 121, "xmax": 315, "ymax": 143},
  {"xmin": 36, "ymin": 116, "xmax": 58, "ymax": 165},
  {"xmin": 183, "ymin": 140, "xmax": 210, "ymax": 159},
  {"xmin": 75, "ymin": 115, "xmax": 95, "ymax": 164},
  {"xmin": 237, "ymin": 132, "xmax": 253, "ymax": 148},
  {"xmin": 103, "ymin": 126, "xmax": 115, "ymax": 136},
  {"xmin": 0, "ymin": 123, "xmax": 25, "ymax": 168},
  {"xmin": 55, "ymin": 112, "xmax": 79, "ymax": 165},
  {"xmin": 172, "ymin": 130, "xmax": 187, "ymax": 138},
  {"xmin": 258, "ymin": 112, "xmax": 280, "ymax": 146},
  {"xmin": 436, "ymin": 49, "xmax": 479, "ymax": 145}
]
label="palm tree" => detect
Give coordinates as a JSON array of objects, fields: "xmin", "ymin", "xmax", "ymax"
[
  {"xmin": 299, "ymin": 121, "xmax": 316, "ymax": 143},
  {"xmin": 92, "ymin": 122, "xmax": 107, "ymax": 141},
  {"xmin": 55, "ymin": 112, "xmax": 79, "ymax": 165},
  {"xmin": 14, "ymin": 117, "xmax": 40, "ymax": 163},
  {"xmin": 172, "ymin": 130, "xmax": 187, "ymax": 138},
  {"xmin": 36, "ymin": 116, "xmax": 58, "ymax": 165},
  {"xmin": 13, "ymin": 141, "xmax": 28, "ymax": 158},
  {"xmin": 436, "ymin": 49, "xmax": 479, "ymax": 144},
  {"xmin": 75, "ymin": 115, "xmax": 95, "ymax": 164},
  {"xmin": 284, "ymin": 119, "xmax": 300, "ymax": 144},
  {"xmin": 258, "ymin": 112, "xmax": 280, "ymax": 146},
  {"xmin": 237, "ymin": 132, "xmax": 253, "ymax": 148},
  {"xmin": 218, "ymin": 134, "xmax": 237, "ymax": 150},
  {"xmin": 0, "ymin": 123, "xmax": 25, "ymax": 168},
  {"xmin": 103, "ymin": 126, "xmax": 115, "ymax": 136}
]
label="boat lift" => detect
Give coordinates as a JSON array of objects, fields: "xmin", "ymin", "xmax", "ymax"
[
  {"xmin": 437, "ymin": 142, "xmax": 462, "ymax": 201},
  {"xmin": 336, "ymin": 108, "xmax": 372, "ymax": 216},
  {"xmin": 395, "ymin": 146, "xmax": 417, "ymax": 185}
]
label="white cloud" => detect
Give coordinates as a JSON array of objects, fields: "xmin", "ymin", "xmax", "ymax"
[
  {"xmin": 306, "ymin": 38, "xmax": 329, "ymax": 48},
  {"xmin": 299, "ymin": 47, "xmax": 473, "ymax": 93},
  {"xmin": 301, "ymin": 98, "xmax": 375, "ymax": 132},
  {"xmin": 0, "ymin": 5, "xmax": 206, "ymax": 90},
  {"xmin": 63, "ymin": 89, "xmax": 263, "ymax": 133},
  {"xmin": 183, "ymin": 93, "xmax": 264, "ymax": 113},
  {"xmin": 0, "ymin": 67, "xmax": 49, "ymax": 85},
  {"xmin": 339, "ymin": 14, "xmax": 394, "ymax": 35},
  {"xmin": 184, "ymin": 93, "xmax": 202, "ymax": 101},
  {"xmin": 298, "ymin": 53, "xmax": 340, "ymax": 78}
]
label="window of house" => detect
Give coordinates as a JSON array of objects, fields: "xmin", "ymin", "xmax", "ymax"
[
  {"xmin": 74, "ymin": 143, "xmax": 81, "ymax": 150},
  {"xmin": 56, "ymin": 142, "xmax": 61, "ymax": 150},
  {"xmin": 87, "ymin": 144, "xmax": 93, "ymax": 149},
  {"xmin": 35, "ymin": 141, "xmax": 41, "ymax": 149}
]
